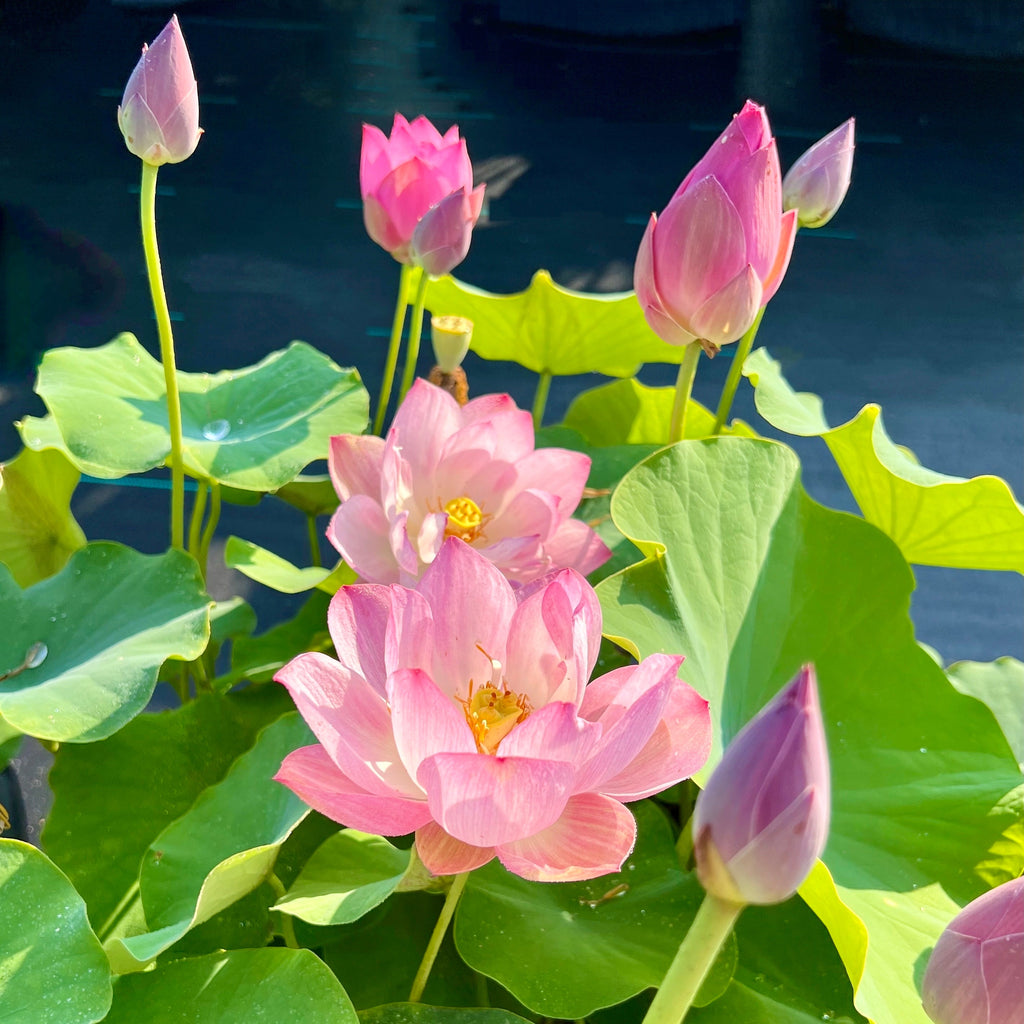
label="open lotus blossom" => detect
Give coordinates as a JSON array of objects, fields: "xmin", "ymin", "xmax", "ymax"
[
  {"xmin": 361, "ymin": 113, "xmax": 485, "ymax": 270},
  {"xmin": 327, "ymin": 378, "xmax": 611, "ymax": 585},
  {"xmin": 117, "ymin": 15, "xmax": 202, "ymax": 166},
  {"xmin": 634, "ymin": 100, "xmax": 797, "ymax": 354},
  {"xmin": 275, "ymin": 538, "xmax": 711, "ymax": 881}
]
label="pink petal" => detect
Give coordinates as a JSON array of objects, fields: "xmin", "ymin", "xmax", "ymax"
[
  {"xmin": 327, "ymin": 584, "xmax": 393, "ymax": 687},
  {"xmin": 689, "ymin": 263, "xmax": 762, "ymax": 346},
  {"xmin": 460, "ymin": 392, "xmax": 520, "ymax": 426},
  {"xmin": 761, "ymin": 208, "xmax": 798, "ymax": 304},
  {"xmin": 503, "ymin": 579, "xmax": 572, "ymax": 708},
  {"xmin": 410, "ymin": 188, "xmax": 475, "ymax": 277},
  {"xmin": 641, "ymin": 304, "xmax": 700, "ymax": 349},
  {"xmin": 419, "ymin": 752, "xmax": 574, "ymax": 847},
  {"xmin": 374, "ymin": 157, "xmax": 453, "ymax": 251},
  {"xmin": 388, "ymin": 668, "xmax": 476, "ymax": 782},
  {"xmin": 277, "ymin": 745, "xmax": 432, "ymax": 835},
  {"xmin": 388, "ymin": 508, "xmax": 420, "ymax": 577},
  {"xmin": 635, "ymin": 212, "xmax": 698, "ymax": 345},
  {"xmin": 654, "ymin": 177, "xmax": 749, "ymax": 322},
  {"xmin": 359, "ymin": 122, "xmax": 391, "ymax": 195},
  {"xmin": 390, "ymin": 380, "xmax": 462, "ymax": 482},
  {"xmin": 718, "ymin": 143, "xmax": 782, "ymax": 283},
  {"xmin": 416, "ymin": 538, "xmax": 517, "ymax": 689},
  {"xmin": 511, "ymin": 448, "xmax": 592, "ymax": 513},
  {"xmin": 415, "ymin": 821, "xmax": 495, "ymax": 876},
  {"xmin": 542, "ymin": 517, "xmax": 613, "ymax": 578},
  {"xmin": 362, "ymin": 193, "xmax": 407, "ymax": 258},
  {"xmin": 489, "ymin": 489, "xmax": 558, "ymax": 544},
  {"xmin": 496, "ymin": 793, "xmax": 636, "ymax": 882},
  {"xmin": 498, "ymin": 701, "xmax": 600, "ymax": 764},
  {"xmin": 384, "ymin": 585, "xmax": 434, "ymax": 676},
  {"xmin": 415, "ymin": 511, "xmax": 448, "ymax": 566},
  {"xmin": 326, "ymin": 494, "xmax": 400, "ymax": 584},
  {"xmin": 276, "ymin": 651, "xmax": 419, "ymax": 798},
  {"xmin": 328, "ymin": 434, "xmax": 385, "ymax": 502}
]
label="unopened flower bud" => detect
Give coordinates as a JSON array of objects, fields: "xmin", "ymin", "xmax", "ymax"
[
  {"xmin": 782, "ymin": 119, "xmax": 855, "ymax": 229},
  {"xmin": 692, "ymin": 664, "xmax": 830, "ymax": 906},
  {"xmin": 118, "ymin": 15, "xmax": 202, "ymax": 166},
  {"xmin": 922, "ymin": 876, "xmax": 1024, "ymax": 1024}
]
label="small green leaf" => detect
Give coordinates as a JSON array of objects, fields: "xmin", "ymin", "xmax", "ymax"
[
  {"xmin": 0, "ymin": 839, "xmax": 112, "ymax": 1023},
  {"xmin": 456, "ymin": 801, "xmax": 707, "ymax": 1018},
  {"xmin": 275, "ymin": 830, "xmax": 411, "ymax": 926},
  {"xmin": 224, "ymin": 535, "xmax": 354, "ymax": 594},
  {"xmin": 0, "ymin": 543, "xmax": 209, "ymax": 742},
  {"xmin": 0, "ymin": 447, "xmax": 86, "ymax": 587},
  {"xmin": 22, "ymin": 335, "xmax": 368, "ymax": 491},
  {"xmin": 105, "ymin": 948, "xmax": 358, "ymax": 1022},
  {"xmin": 209, "ymin": 597, "xmax": 257, "ymax": 644},
  {"xmin": 425, "ymin": 271, "xmax": 685, "ymax": 377},
  {"xmin": 743, "ymin": 348, "xmax": 1024, "ymax": 571},
  {"xmin": 275, "ymin": 473, "xmax": 340, "ymax": 517},
  {"xmin": 105, "ymin": 712, "xmax": 313, "ymax": 970}
]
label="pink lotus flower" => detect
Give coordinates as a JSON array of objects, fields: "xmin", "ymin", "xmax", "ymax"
[
  {"xmin": 782, "ymin": 119, "xmax": 856, "ymax": 229},
  {"xmin": 117, "ymin": 15, "xmax": 202, "ymax": 166},
  {"xmin": 275, "ymin": 539, "xmax": 711, "ymax": 881},
  {"xmin": 327, "ymin": 378, "xmax": 610, "ymax": 585},
  {"xmin": 692, "ymin": 665, "xmax": 830, "ymax": 905},
  {"xmin": 922, "ymin": 877, "xmax": 1024, "ymax": 1024},
  {"xmin": 634, "ymin": 100, "xmax": 797, "ymax": 354},
  {"xmin": 361, "ymin": 114, "xmax": 485, "ymax": 269}
]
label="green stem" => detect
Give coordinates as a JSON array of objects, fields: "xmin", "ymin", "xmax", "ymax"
[
  {"xmin": 199, "ymin": 482, "xmax": 221, "ymax": 575},
  {"xmin": 98, "ymin": 879, "xmax": 141, "ymax": 943},
  {"xmin": 397, "ymin": 268, "xmax": 430, "ymax": 405},
  {"xmin": 267, "ymin": 873, "xmax": 299, "ymax": 950},
  {"xmin": 306, "ymin": 514, "xmax": 322, "ymax": 568},
  {"xmin": 140, "ymin": 161, "xmax": 186, "ymax": 550},
  {"xmin": 532, "ymin": 371, "xmax": 552, "ymax": 429},
  {"xmin": 668, "ymin": 342, "xmax": 702, "ymax": 444},
  {"xmin": 373, "ymin": 264, "xmax": 415, "ymax": 436},
  {"xmin": 187, "ymin": 479, "xmax": 209, "ymax": 562},
  {"xmin": 711, "ymin": 308, "xmax": 765, "ymax": 435},
  {"xmin": 641, "ymin": 893, "xmax": 744, "ymax": 1024},
  {"xmin": 409, "ymin": 871, "xmax": 471, "ymax": 1003}
]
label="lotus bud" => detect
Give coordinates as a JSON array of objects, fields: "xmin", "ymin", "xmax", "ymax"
[
  {"xmin": 118, "ymin": 15, "xmax": 202, "ymax": 166},
  {"xmin": 782, "ymin": 119, "xmax": 855, "ymax": 229},
  {"xmin": 692, "ymin": 664, "xmax": 830, "ymax": 906},
  {"xmin": 409, "ymin": 187, "xmax": 484, "ymax": 277},
  {"xmin": 922, "ymin": 876, "xmax": 1024, "ymax": 1024}
]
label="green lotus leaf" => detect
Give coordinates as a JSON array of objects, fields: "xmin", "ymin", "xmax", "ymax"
[
  {"xmin": 224, "ymin": 535, "xmax": 355, "ymax": 594},
  {"xmin": 105, "ymin": 948, "xmax": 357, "ymax": 1023},
  {"xmin": 275, "ymin": 473, "xmax": 340, "ymax": 517},
  {"xmin": 742, "ymin": 347, "xmax": 1024, "ymax": 571},
  {"xmin": 360, "ymin": 1007, "xmax": 532, "ymax": 1024},
  {"xmin": 0, "ymin": 543, "xmax": 209, "ymax": 742},
  {"xmin": 0, "ymin": 839, "xmax": 112, "ymax": 1023},
  {"xmin": 20, "ymin": 334, "xmax": 368, "ymax": 491},
  {"xmin": 105, "ymin": 712, "xmax": 312, "ymax": 971},
  {"xmin": 424, "ymin": 271, "xmax": 685, "ymax": 377},
  {"xmin": 0, "ymin": 447, "xmax": 86, "ymax": 587},
  {"xmin": 596, "ymin": 437, "xmax": 1023, "ymax": 1024},
  {"xmin": 948, "ymin": 657, "xmax": 1024, "ymax": 770}
]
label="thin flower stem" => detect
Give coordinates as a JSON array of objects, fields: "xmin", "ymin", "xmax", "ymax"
[
  {"xmin": 198, "ymin": 482, "xmax": 221, "ymax": 575},
  {"xmin": 187, "ymin": 479, "xmax": 209, "ymax": 562},
  {"xmin": 668, "ymin": 342, "xmax": 702, "ymax": 444},
  {"xmin": 409, "ymin": 871, "xmax": 471, "ymax": 1003},
  {"xmin": 373, "ymin": 263, "xmax": 415, "ymax": 436},
  {"xmin": 306, "ymin": 514, "xmax": 322, "ymax": 568},
  {"xmin": 532, "ymin": 371, "xmax": 552, "ymax": 429},
  {"xmin": 267, "ymin": 872, "xmax": 300, "ymax": 950},
  {"xmin": 140, "ymin": 161, "xmax": 186, "ymax": 550},
  {"xmin": 641, "ymin": 893, "xmax": 744, "ymax": 1024},
  {"xmin": 97, "ymin": 879, "xmax": 141, "ymax": 943},
  {"xmin": 711, "ymin": 308, "xmax": 765, "ymax": 435},
  {"xmin": 398, "ymin": 268, "xmax": 430, "ymax": 405}
]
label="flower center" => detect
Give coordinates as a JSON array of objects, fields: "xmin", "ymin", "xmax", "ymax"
[
  {"xmin": 458, "ymin": 681, "xmax": 532, "ymax": 755},
  {"xmin": 444, "ymin": 496, "xmax": 485, "ymax": 542}
]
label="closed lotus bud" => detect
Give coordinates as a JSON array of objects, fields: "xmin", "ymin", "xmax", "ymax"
[
  {"xmin": 692, "ymin": 664, "xmax": 830, "ymax": 905},
  {"xmin": 922, "ymin": 877, "xmax": 1024, "ymax": 1024},
  {"xmin": 782, "ymin": 119, "xmax": 855, "ymax": 229},
  {"xmin": 118, "ymin": 15, "xmax": 202, "ymax": 166}
]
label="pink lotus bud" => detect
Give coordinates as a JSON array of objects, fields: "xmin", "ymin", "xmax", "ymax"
[
  {"xmin": 634, "ymin": 100, "xmax": 797, "ymax": 352},
  {"xmin": 409, "ymin": 186, "xmax": 486, "ymax": 276},
  {"xmin": 361, "ymin": 114, "xmax": 485, "ymax": 268},
  {"xmin": 922, "ymin": 877, "xmax": 1024, "ymax": 1024},
  {"xmin": 692, "ymin": 664, "xmax": 830, "ymax": 905},
  {"xmin": 117, "ymin": 16, "xmax": 202, "ymax": 167},
  {"xmin": 782, "ymin": 119, "xmax": 855, "ymax": 229}
]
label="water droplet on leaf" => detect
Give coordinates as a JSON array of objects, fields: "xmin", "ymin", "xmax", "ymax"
[
  {"xmin": 202, "ymin": 419, "xmax": 230, "ymax": 441},
  {"xmin": 26, "ymin": 642, "xmax": 47, "ymax": 668}
]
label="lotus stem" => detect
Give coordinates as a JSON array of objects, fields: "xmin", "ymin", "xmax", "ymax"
[
  {"xmin": 668, "ymin": 342, "xmax": 701, "ymax": 444},
  {"xmin": 373, "ymin": 263, "xmax": 416, "ymax": 436},
  {"xmin": 397, "ymin": 268, "xmax": 430, "ymax": 405},
  {"xmin": 409, "ymin": 870, "xmax": 471, "ymax": 1003},
  {"xmin": 140, "ymin": 160, "xmax": 186, "ymax": 550},
  {"xmin": 532, "ymin": 371, "xmax": 552, "ymax": 429},
  {"xmin": 712, "ymin": 308, "xmax": 765, "ymax": 435}
]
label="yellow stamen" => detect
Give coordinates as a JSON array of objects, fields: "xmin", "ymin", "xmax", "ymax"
[
  {"xmin": 444, "ymin": 496, "xmax": 485, "ymax": 542},
  {"xmin": 457, "ymin": 680, "xmax": 532, "ymax": 755}
]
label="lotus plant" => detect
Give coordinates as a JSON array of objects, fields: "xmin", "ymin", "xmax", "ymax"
[
  {"xmin": 362, "ymin": 114, "xmax": 486, "ymax": 433},
  {"xmin": 327, "ymin": 378, "xmax": 610, "ymax": 585}
]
